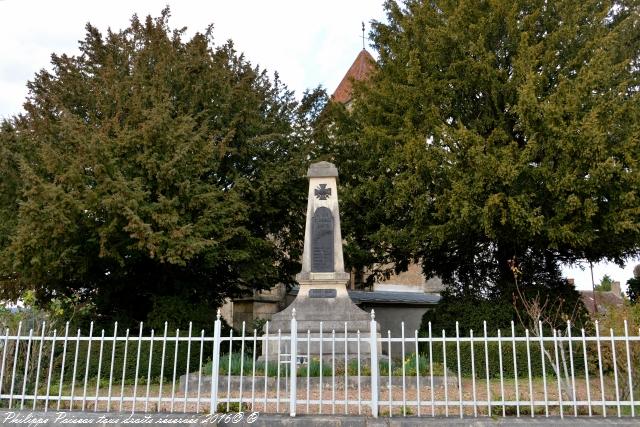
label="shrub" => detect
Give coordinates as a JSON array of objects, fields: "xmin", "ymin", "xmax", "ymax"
[
  {"xmin": 593, "ymin": 301, "xmax": 640, "ymax": 400},
  {"xmin": 420, "ymin": 339, "xmax": 584, "ymax": 379},
  {"xmin": 45, "ymin": 335, "xmax": 211, "ymax": 388}
]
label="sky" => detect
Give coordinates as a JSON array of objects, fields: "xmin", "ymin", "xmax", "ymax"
[
  {"xmin": 0, "ymin": 0, "xmax": 637, "ymax": 292},
  {"xmin": 0, "ymin": 0, "xmax": 384, "ymax": 119}
]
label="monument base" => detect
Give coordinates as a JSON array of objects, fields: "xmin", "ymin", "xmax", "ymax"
[{"xmin": 264, "ymin": 277, "xmax": 378, "ymax": 360}]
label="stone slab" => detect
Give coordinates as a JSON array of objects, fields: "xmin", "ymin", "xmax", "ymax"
[
  {"xmin": 307, "ymin": 161, "xmax": 339, "ymax": 178},
  {"xmin": 297, "ymin": 272, "xmax": 351, "ymax": 281},
  {"xmin": 179, "ymin": 374, "xmax": 453, "ymax": 394}
]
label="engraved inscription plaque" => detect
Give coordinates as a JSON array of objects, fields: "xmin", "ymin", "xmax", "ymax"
[
  {"xmin": 309, "ymin": 289, "xmax": 337, "ymax": 298},
  {"xmin": 311, "ymin": 207, "xmax": 334, "ymax": 272}
]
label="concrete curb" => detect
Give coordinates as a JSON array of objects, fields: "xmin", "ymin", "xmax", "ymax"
[
  {"xmin": 0, "ymin": 411, "xmax": 636, "ymax": 426},
  {"xmin": 222, "ymin": 415, "xmax": 640, "ymax": 426}
]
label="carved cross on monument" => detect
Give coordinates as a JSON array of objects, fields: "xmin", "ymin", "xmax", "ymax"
[{"xmin": 314, "ymin": 184, "xmax": 331, "ymax": 200}]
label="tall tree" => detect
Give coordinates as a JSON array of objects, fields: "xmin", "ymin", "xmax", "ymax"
[
  {"xmin": 334, "ymin": 0, "xmax": 640, "ymax": 326},
  {"xmin": 0, "ymin": 120, "xmax": 23, "ymax": 298},
  {"xmin": 0, "ymin": 9, "xmax": 314, "ymax": 327}
]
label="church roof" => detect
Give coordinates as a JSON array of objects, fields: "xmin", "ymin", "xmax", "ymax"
[
  {"xmin": 331, "ymin": 49, "xmax": 376, "ymax": 104},
  {"xmin": 579, "ymin": 290, "xmax": 624, "ymax": 316},
  {"xmin": 348, "ymin": 290, "xmax": 441, "ymax": 305}
]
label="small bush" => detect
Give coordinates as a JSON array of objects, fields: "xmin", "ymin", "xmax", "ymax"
[{"xmin": 380, "ymin": 353, "xmax": 445, "ymax": 377}]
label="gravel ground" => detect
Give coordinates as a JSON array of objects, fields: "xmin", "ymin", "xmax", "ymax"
[{"xmin": 42, "ymin": 375, "xmax": 632, "ymax": 417}]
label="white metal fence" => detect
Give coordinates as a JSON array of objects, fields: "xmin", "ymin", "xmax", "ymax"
[{"xmin": 0, "ymin": 309, "xmax": 637, "ymax": 418}]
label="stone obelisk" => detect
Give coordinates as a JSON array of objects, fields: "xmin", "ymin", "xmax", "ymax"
[{"xmin": 267, "ymin": 161, "xmax": 373, "ymax": 359}]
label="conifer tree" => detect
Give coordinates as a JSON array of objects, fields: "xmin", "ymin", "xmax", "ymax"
[
  {"xmin": 334, "ymin": 0, "xmax": 640, "ymax": 327},
  {"xmin": 0, "ymin": 9, "xmax": 314, "ymax": 326}
]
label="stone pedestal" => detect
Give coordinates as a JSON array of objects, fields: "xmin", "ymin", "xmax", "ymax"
[
  {"xmin": 266, "ymin": 283, "xmax": 377, "ymax": 361},
  {"xmin": 267, "ymin": 278, "xmax": 373, "ymax": 358}
]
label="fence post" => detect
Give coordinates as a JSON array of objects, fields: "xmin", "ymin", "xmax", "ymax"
[
  {"xmin": 210, "ymin": 309, "xmax": 222, "ymax": 414},
  {"xmin": 369, "ymin": 310, "xmax": 379, "ymax": 418},
  {"xmin": 289, "ymin": 309, "xmax": 298, "ymax": 417}
]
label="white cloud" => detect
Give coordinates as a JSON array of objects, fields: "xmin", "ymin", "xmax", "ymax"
[{"xmin": 0, "ymin": 0, "xmax": 386, "ymax": 119}]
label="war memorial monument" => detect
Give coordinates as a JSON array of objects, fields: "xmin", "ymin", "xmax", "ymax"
[{"xmin": 265, "ymin": 161, "xmax": 378, "ymax": 360}]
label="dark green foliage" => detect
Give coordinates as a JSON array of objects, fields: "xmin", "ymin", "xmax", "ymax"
[
  {"xmin": 145, "ymin": 296, "xmax": 221, "ymax": 335},
  {"xmin": 332, "ymin": 0, "xmax": 640, "ymax": 318},
  {"xmin": 421, "ymin": 293, "xmax": 515, "ymax": 337},
  {"xmin": 422, "ymin": 249, "xmax": 589, "ymax": 335},
  {"xmin": 0, "ymin": 9, "xmax": 322, "ymax": 327},
  {"xmin": 5, "ymin": 318, "xmax": 238, "ymax": 397},
  {"xmin": 3, "ymin": 334, "xmax": 209, "ymax": 398},
  {"xmin": 422, "ymin": 340, "xmax": 580, "ymax": 379},
  {"xmin": 628, "ymin": 277, "xmax": 640, "ymax": 303},
  {"xmin": 52, "ymin": 332, "xmax": 211, "ymax": 386},
  {"xmin": 0, "ymin": 120, "xmax": 24, "ymax": 299}
]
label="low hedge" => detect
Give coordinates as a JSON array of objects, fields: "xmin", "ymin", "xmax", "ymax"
[
  {"xmin": 421, "ymin": 340, "xmax": 586, "ymax": 379},
  {"xmin": 48, "ymin": 338, "xmax": 213, "ymax": 385},
  {"xmin": 11, "ymin": 334, "xmax": 587, "ymax": 393}
]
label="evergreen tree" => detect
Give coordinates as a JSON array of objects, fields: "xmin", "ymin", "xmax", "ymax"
[
  {"xmin": 0, "ymin": 120, "xmax": 23, "ymax": 299},
  {"xmin": 0, "ymin": 10, "xmax": 315, "ymax": 328},
  {"xmin": 334, "ymin": 0, "xmax": 640, "ymax": 328},
  {"xmin": 595, "ymin": 274, "xmax": 614, "ymax": 291}
]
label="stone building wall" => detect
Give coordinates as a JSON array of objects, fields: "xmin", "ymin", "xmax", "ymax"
[
  {"xmin": 219, "ymin": 283, "xmax": 287, "ymax": 331},
  {"xmin": 373, "ymin": 263, "xmax": 444, "ymax": 294}
]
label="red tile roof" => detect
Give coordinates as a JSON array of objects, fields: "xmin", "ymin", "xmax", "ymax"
[{"xmin": 331, "ymin": 49, "xmax": 376, "ymax": 104}]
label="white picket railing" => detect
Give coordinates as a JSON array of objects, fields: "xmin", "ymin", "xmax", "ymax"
[{"xmin": 0, "ymin": 309, "xmax": 637, "ymax": 418}]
